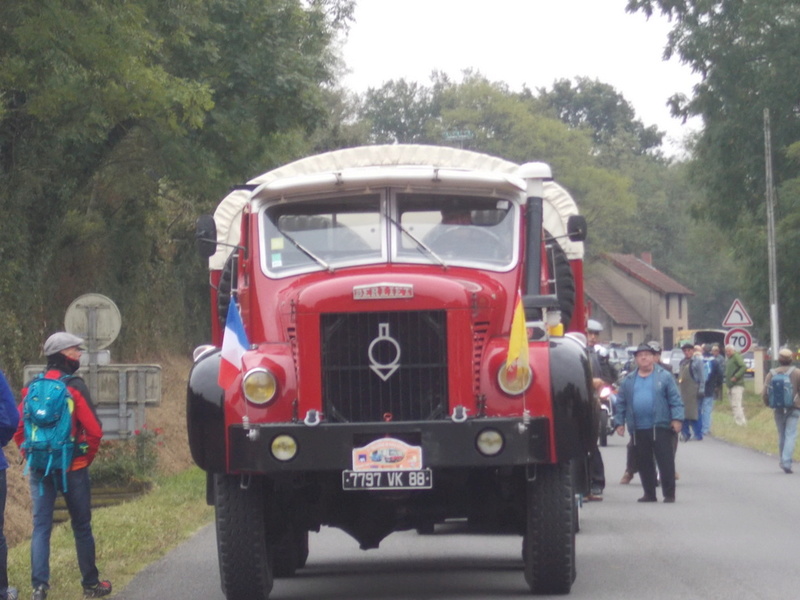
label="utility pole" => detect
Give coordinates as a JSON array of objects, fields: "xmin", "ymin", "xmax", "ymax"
[{"xmin": 764, "ymin": 108, "xmax": 780, "ymax": 363}]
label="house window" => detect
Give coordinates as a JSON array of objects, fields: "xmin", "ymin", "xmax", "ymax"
[
  {"xmin": 665, "ymin": 294, "xmax": 670, "ymax": 319},
  {"xmin": 678, "ymin": 296, "xmax": 683, "ymax": 319}
]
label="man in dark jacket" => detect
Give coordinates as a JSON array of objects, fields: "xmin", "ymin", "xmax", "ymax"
[{"xmin": 14, "ymin": 333, "xmax": 112, "ymax": 600}]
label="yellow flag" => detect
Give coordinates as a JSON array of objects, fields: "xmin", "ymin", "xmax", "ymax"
[{"xmin": 505, "ymin": 294, "xmax": 530, "ymax": 378}]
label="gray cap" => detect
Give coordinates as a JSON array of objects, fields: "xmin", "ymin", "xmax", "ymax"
[
  {"xmin": 43, "ymin": 332, "xmax": 85, "ymax": 356},
  {"xmin": 587, "ymin": 319, "xmax": 603, "ymax": 333}
]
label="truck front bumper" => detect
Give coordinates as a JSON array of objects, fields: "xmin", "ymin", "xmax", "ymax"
[{"xmin": 228, "ymin": 417, "xmax": 551, "ymax": 473}]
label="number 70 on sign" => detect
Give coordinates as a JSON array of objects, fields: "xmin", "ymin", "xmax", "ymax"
[{"xmin": 724, "ymin": 328, "xmax": 752, "ymax": 354}]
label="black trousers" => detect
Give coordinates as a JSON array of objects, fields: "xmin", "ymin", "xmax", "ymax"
[{"xmin": 633, "ymin": 427, "xmax": 677, "ymax": 499}]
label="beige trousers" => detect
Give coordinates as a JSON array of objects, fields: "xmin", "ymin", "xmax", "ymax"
[{"xmin": 728, "ymin": 385, "xmax": 747, "ymax": 426}]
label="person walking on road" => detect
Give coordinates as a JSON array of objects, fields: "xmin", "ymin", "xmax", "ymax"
[
  {"xmin": 0, "ymin": 369, "xmax": 19, "ymax": 600},
  {"xmin": 13, "ymin": 332, "xmax": 112, "ymax": 600},
  {"xmin": 614, "ymin": 343, "xmax": 684, "ymax": 503},
  {"xmin": 761, "ymin": 348, "xmax": 800, "ymax": 474},
  {"xmin": 725, "ymin": 344, "xmax": 748, "ymax": 426},
  {"xmin": 679, "ymin": 342, "xmax": 705, "ymax": 441}
]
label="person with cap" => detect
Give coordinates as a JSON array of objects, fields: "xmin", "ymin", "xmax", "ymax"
[
  {"xmin": 0, "ymin": 368, "xmax": 19, "ymax": 600},
  {"xmin": 614, "ymin": 343, "xmax": 684, "ymax": 502},
  {"xmin": 724, "ymin": 344, "xmax": 748, "ymax": 426},
  {"xmin": 585, "ymin": 319, "xmax": 614, "ymax": 501},
  {"xmin": 13, "ymin": 332, "xmax": 112, "ymax": 600},
  {"xmin": 587, "ymin": 319, "xmax": 618, "ymax": 385},
  {"xmin": 761, "ymin": 348, "xmax": 800, "ymax": 473},
  {"xmin": 678, "ymin": 341, "xmax": 705, "ymax": 441},
  {"xmin": 619, "ymin": 340, "xmax": 673, "ymax": 485},
  {"xmin": 700, "ymin": 344, "xmax": 721, "ymax": 436}
]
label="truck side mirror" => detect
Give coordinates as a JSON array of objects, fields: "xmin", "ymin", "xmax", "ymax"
[
  {"xmin": 196, "ymin": 215, "xmax": 218, "ymax": 258},
  {"xmin": 567, "ymin": 215, "xmax": 587, "ymax": 242}
]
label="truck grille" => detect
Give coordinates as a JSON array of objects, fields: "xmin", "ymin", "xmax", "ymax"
[{"xmin": 321, "ymin": 310, "xmax": 448, "ymax": 423}]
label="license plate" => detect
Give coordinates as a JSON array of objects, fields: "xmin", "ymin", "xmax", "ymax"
[{"xmin": 342, "ymin": 469, "xmax": 432, "ymax": 491}]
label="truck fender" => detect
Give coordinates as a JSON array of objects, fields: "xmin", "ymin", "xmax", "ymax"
[
  {"xmin": 187, "ymin": 348, "xmax": 227, "ymax": 473},
  {"xmin": 548, "ymin": 336, "xmax": 597, "ymax": 462}
]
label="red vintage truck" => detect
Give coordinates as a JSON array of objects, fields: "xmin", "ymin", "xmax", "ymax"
[{"xmin": 187, "ymin": 145, "xmax": 596, "ymax": 598}]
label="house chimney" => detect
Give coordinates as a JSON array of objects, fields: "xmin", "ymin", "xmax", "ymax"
[{"xmin": 640, "ymin": 252, "xmax": 652, "ymax": 265}]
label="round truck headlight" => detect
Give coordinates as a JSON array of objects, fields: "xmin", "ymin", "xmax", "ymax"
[
  {"xmin": 242, "ymin": 368, "xmax": 278, "ymax": 405},
  {"xmin": 270, "ymin": 435, "xmax": 298, "ymax": 462},
  {"xmin": 476, "ymin": 429, "xmax": 504, "ymax": 456},
  {"xmin": 497, "ymin": 364, "xmax": 533, "ymax": 395}
]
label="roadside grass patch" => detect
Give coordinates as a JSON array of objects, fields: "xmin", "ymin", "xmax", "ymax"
[
  {"xmin": 7, "ymin": 467, "xmax": 212, "ymax": 600},
  {"xmin": 711, "ymin": 379, "xmax": 795, "ymax": 459}
]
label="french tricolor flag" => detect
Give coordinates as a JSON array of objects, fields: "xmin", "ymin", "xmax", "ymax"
[{"xmin": 218, "ymin": 296, "xmax": 249, "ymax": 390}]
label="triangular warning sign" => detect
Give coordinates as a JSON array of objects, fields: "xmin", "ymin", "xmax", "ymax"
[{"xmin": 722, "ymin": 299, "xmax": 753, "ymax": 327}]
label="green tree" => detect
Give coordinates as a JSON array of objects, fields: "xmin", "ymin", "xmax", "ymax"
[
  {"xmin": 626, "ymin": 0, "xmax": 800, "ymax": 344},
  {"xmin": 536, "ymin": 77, "xmax": 664, "ymax": 163},
  {"xmin": 0, "ymin": 0, "xmax": 353, "ymax": 377}
]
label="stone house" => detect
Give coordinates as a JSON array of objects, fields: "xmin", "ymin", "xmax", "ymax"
[{"xmin": 585, "ymin": 252, "xmax": 693, "ymax": 350}]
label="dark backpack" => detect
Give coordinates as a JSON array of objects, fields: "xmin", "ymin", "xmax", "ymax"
[
  {"xmin": 21, "ymin": 373, "xmax": 75, "ymax": 491},
  {"xmin": 768, "ymin": 367, "xmax": 796, "ymax": 410}
]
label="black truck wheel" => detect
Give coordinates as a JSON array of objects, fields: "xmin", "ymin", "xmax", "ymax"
[
  {"xmin": 214, "ymin": 474, "xmax": 273, "ymax": 600},
  {"xmin": 522, "ymin": 463, "xmax": 576, "ymax": 594}
]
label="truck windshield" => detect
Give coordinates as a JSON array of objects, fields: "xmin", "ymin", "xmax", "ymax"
[
  {"xmin": 262, "ymin": 194, "xmax": 383, "ymax": 274},
  {"xmin": 260, "ymin": 191, "xmax": 517, "ymax": 276},
  {"xmin": 395, "ymin": 193, "xmax": 515, "ymax": 268}
]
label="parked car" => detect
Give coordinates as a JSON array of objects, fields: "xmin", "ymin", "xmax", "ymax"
[
  {"xmin": 665, "ymin": 348, "xmax": 683, "ymax": 376},
  {"xmin": 743, "ymin": 351, "xmax": 755, "ymax": 377}
]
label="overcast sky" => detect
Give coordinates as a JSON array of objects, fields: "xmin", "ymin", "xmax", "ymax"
[{"xmin": 339, "ymin": 0, "xmax": 702, "ymax": 156}]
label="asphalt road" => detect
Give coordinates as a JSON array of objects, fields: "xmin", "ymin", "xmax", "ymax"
[{"xmin": 116, "ymin": 433, "xmax": 799, "ymax": 600}]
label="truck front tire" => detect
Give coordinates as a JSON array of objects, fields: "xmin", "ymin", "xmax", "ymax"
[
  {"xmin": 214, "ymin": 474, "xmax": 274, "ymax": 600},
  {"xmin": 523, "ymin": 463, "xmax": 576, "ymax": 594}
]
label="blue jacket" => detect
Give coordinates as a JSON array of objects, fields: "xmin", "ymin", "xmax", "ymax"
[
  {"xmin": 0, "ymin": 370, "xmax": 20, "ymax": 470},
  {"xmin": 613, "ymin": 365, "xmax": 684, "ymax": 431}
]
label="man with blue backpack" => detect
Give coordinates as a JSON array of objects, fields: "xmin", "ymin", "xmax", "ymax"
[
  {"xmin": 762, "ymin": 347, "xmax": 800, "ymax": 474},
  {"xmin": 13, "ymin": 332, "xmax": 111, "ymax": 600}
]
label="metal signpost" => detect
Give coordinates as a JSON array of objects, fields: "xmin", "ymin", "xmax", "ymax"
[{"xmin": 24, "ymin": 293, "xmax": 161, "ymax": 439}]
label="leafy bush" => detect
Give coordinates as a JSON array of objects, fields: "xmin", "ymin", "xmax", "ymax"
[{"xmin": 90, "ymin": 426, "xmax": 163, "ymax": 487}]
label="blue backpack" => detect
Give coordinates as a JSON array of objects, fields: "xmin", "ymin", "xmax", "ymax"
[
  {"xmin": 768, "ymin": 367, "xmax": 796, "ymax": 410},
  {"xmin": 21, "ymin": 373, "xmax": 75, "ymax": 492}
]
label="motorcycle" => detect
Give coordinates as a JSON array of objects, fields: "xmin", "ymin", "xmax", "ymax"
[{"xmin": 597, "ymin": 385, "xmax": 617, "ymax": 447}]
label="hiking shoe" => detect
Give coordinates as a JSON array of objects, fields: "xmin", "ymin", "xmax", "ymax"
[
  {"xmin": 663, "ymin": 496, "xmax": 676, "ymax": 503},
  {"xmin": 5, "ymin": 587, "xmax": 18, "ymax": 600},
  {"xmin": 637, "ymin": 495, "xmax": 657, "ymax": 503},
  {"xmin": 83, "ymin": 581, "xmax": 112, "ymax": 598},
  {"xmin": 782, "ymin": 466, "xmax": 793, "ymax": 474},
  {"xmin": 619, "ymin": 471, "xmax": 633, "ymax": 485},
  {"xmin": 31, "ymin": 586, "xmax": 47, "ymax": 600}
]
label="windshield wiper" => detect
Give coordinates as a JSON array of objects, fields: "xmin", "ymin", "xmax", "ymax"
[
  {"xmin": 384, "ymin": 212, "xmax": 448, "ymax": 268},
  {"xmin": 278, "ymin": 229, "xmax": 333, "ymax": 272}
]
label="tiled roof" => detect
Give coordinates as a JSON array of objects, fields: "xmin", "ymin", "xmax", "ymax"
[
  {"xmin": 585, "ymin": 277, "xmax": 649, "ymax": 326},
  {"xmin": 603, "ymin": 253, "xmax": 694, "ymax": 295}
]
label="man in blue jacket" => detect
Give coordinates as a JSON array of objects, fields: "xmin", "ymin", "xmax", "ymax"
[{"xmin": 614, "ymin": 343, "xmax": 684, "ymax": 503}]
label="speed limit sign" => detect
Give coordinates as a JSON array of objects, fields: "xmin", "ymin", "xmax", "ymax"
[{"xmin": 725, "ymin": 328, "xmax": 752, "ymax": 354}]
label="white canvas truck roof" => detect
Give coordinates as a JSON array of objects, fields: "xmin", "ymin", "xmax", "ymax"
[{"xmin": 210, "ymin": 144, "xmax": 583, "ymax": 270}]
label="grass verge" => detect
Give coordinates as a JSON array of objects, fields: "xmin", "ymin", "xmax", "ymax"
[
  {"xmin": 7, "ymin": 467, "xmax": 213, "ymax": 599},
  {"xmin": 707, "ymin": 378, "xmax": 795, "ymax": 460}
]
